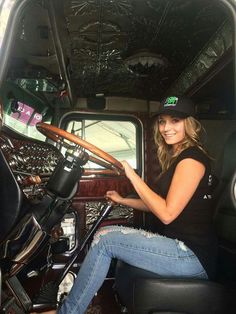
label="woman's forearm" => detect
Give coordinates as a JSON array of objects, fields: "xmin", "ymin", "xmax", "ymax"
[{"xmin": 119, "ymin": 197, "xmax": 149, "ymax": 212}]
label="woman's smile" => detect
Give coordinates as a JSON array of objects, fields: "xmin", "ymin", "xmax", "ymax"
[{"xmin": 164, "ymin": 133, "xmax": 176, "ymax": 137}]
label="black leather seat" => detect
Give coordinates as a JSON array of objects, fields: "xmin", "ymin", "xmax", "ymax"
[
  {"xmin": 115, "ymin": 261, "xmax": 228, "ymax": 314},
  {"xmin": 115, "ymin": 132, "xmax": 236, "ymax": 314},
  {"xmin": 0, "ymin": 148, "xmax": 26, "ymax": 244}
]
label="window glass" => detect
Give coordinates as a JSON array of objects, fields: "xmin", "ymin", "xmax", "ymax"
[
  {"xmin": 4, "ymin": 100, "xmax": 47, "ymax": 140},
  {"xmin": 0, "ymin": 81, "xmax": 52, "ymax": 141},
  {"xmin": 66, "ymin": 119, "xmax": 138, "ymax": 169}
]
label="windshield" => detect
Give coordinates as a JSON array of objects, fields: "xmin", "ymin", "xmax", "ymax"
[{"xmin": 0, "ymin": 80, "xmax": 52, "ymax": 140}]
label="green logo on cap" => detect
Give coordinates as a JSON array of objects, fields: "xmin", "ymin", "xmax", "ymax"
[{"xmin": 164, "ymin": 96, "xmax": 178, "ymax": 107}]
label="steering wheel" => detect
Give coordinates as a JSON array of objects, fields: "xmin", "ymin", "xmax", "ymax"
[{"xmin": 36, "ymin": 122, "xmax": 124, "ymax": 175}]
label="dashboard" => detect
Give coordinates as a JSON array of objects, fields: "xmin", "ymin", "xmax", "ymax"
[{"xmin": 0, "ymin": 130, "xmax": 62, "ymax": 200}]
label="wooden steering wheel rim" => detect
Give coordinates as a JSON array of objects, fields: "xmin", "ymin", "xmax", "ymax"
[{"xmin": 36, "ymin": 122, "xmax": 123, "ymax": 171}]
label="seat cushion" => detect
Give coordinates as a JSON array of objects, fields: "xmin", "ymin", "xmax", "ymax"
[{"xmin": 115, "ymin": 261, "xmax": 229, "ymax": 314}]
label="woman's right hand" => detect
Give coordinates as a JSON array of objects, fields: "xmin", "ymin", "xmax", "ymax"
[{"xmin": 105, "ymin": 190, "xmax": 124, "ymax": 204}]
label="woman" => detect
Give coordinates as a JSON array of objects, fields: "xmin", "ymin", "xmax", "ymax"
[{"xmin": 39, "ymin": 96, "xmax": 217, "ymax": 314}]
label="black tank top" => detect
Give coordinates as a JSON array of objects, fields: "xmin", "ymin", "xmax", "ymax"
[{"xmin": 156, "ymin": 146, "xmax": 218, "ymax": 279}]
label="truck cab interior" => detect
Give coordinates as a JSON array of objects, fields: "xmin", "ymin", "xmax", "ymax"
[{"xmin": 0, "ymin": 0, "xmax": 235, "ymax": 313}]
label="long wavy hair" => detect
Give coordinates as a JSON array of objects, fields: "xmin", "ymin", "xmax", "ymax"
[{"xmin": 153, "ymin": 116, "xmax": 207, "ymax": 173}]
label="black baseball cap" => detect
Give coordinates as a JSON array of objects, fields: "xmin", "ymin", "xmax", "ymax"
[{"xmin": 156, "ymin": 96, "xmax": 195, "ymax": 118}]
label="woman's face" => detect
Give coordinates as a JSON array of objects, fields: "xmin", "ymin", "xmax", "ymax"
[{"xmin": 158, "ymin": 114, "xmax": 185, "ymax": 150}]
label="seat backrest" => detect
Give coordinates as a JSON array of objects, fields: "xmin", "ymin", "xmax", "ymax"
[
  {"xmin": 214, "ymin": 131, "xmax": 236, "ymax": 240},
  {"xmin": 219, "ymin": 131, "xmax": 236, "ymax": 186},
  {"xmin": 213, "ymin": 131, "xmax": 236, "ymax": 281}
]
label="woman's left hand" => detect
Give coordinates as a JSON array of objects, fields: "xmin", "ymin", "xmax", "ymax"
[{"xmin": 121, "ymin": 160, "xmax": 136, "ymax": 180}]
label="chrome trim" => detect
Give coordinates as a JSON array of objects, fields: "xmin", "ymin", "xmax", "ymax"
[
  {"xmin": 3, "ymin": 214, "xmax": 47, "ymax": 276},
  {"xmin": 234, "ymin": 182, "xmax": 236, "ymax": 201}
]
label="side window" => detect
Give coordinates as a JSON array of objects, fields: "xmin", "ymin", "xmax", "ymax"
[{"xmin": 64, "ymin": 115, "xmax": 142, "ymax": 171}]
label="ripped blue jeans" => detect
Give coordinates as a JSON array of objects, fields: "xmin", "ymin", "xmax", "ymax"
[{"xmin": 58, "ymin": 225, "xmax": 208, "ymax": 314}]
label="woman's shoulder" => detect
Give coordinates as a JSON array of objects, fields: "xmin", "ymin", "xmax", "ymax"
[{"xmin": 177, "ymin": 146, "xmax": 210, "ymax": 166}]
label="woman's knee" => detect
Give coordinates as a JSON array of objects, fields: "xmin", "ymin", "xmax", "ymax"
[{"xmin": 92, "ymin": 225, "xmax": 118, "ymax": 247}]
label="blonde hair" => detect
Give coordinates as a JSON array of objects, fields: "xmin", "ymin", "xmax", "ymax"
[{"xmin": 154, "ymin": 116, "xmax": 207, "ymax": 173}]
